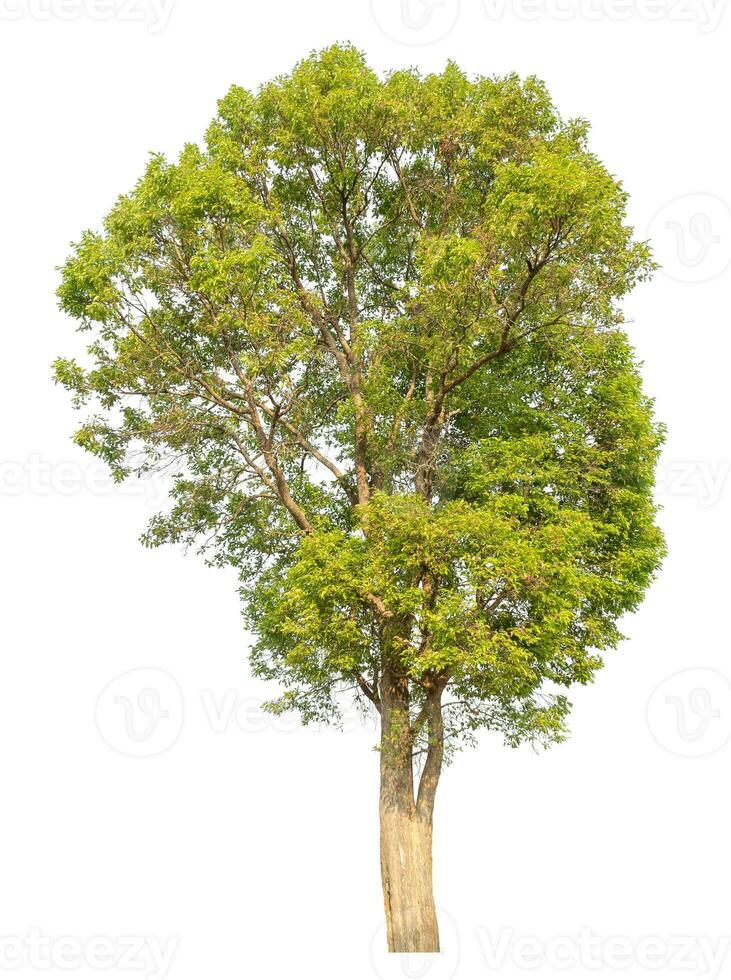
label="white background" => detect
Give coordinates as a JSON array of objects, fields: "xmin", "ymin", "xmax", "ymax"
[{"xmin": 1, "ymin": 1, "xmax": 730, "ymax": 978}]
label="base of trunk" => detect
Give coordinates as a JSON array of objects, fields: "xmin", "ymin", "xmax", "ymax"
[{"xmin": 380, "ymin": 809, "xmax": 439, "ymax": 952}]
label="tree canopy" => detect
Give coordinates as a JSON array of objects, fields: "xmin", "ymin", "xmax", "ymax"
[{"xmin": 55, "ymin": 44, "xmax": 665, "ymax": 757}]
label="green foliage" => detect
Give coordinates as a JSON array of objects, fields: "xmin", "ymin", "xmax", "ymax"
[{"xmin": 55, "ymin": 44, "xmax": 664, "ymax": 752}]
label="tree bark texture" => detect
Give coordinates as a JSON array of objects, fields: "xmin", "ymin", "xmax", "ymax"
[{"xmin": 379, "ymin": 671, "xmax": 444, "ymax": 953}]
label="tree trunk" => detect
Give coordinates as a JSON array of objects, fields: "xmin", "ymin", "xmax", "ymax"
[
  {"xmin": 378, "ymin": 672, "xmax": 443, "ymax": 953},
  {"xmin": 380, "ymin": 794, "xmax": 439, "ymax": 952}
]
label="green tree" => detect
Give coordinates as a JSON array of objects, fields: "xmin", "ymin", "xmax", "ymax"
[{"xmin": 55, "ymin": 45, "xmax": 665, "ymax": 953}]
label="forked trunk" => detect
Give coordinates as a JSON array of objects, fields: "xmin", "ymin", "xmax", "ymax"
[{"xmin": 378, "ymin": 672, "xmax": 444, "ymax": 953}]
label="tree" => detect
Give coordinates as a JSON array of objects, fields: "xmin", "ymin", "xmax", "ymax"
[{"xmin": 55, "ymin": 44, "xmax": 665, "ymax": 953}]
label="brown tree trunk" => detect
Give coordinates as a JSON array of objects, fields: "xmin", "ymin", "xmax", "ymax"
[
  {"xmin": 378, "ymin": 672, "xmax": 443, "ymax": 953},
  {"xmin": 380, "ymin": 796, "xmax": 439, "ymax": 952}
]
